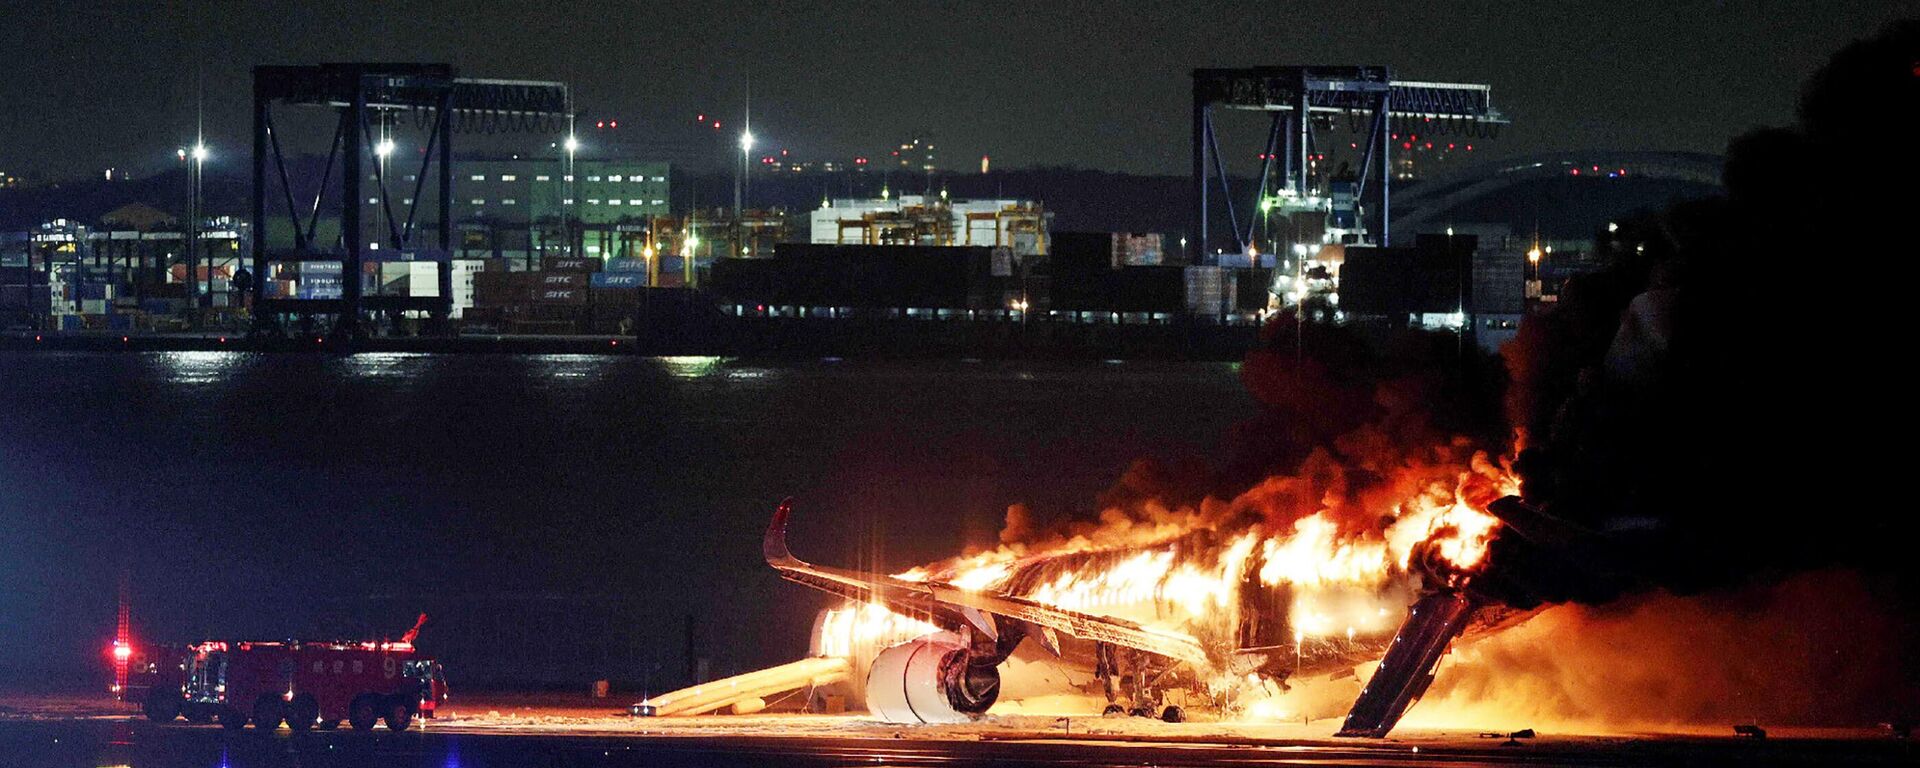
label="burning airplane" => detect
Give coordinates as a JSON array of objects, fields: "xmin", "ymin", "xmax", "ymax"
[{"xmin": 764, "ymin": 447, "xmax": 1556, "ymax": 735}]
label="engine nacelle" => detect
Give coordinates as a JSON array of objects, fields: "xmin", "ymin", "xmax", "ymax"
[{"xmin": 865, "ymin": 635, "xmax": 1001, "ymax": 724}]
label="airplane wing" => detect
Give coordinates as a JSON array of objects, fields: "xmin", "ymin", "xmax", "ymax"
[{"xmin": 765, "ymin": 498, "xmax": 1210, "ymax": 667}]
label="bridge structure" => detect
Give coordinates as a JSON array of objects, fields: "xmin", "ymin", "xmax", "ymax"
[
  {"xmin": 1191, "ymin": 66, "xmax": 1506, "ymax": 262},
  {"xmin": 250, "ymin": 63, "xmax": 571, "ymax": 339},
  {"xmin": 1386, "ymin": 150, "xmax": 1725, "ymax": 243}
]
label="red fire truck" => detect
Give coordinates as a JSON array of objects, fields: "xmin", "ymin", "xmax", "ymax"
[
  {"xmin": 111, "ymin": 643, "xmax": 194, "ymax": 722},
  {"xmin": 144, "ymin": 617, "xmax": 447, "ymax": 731}
]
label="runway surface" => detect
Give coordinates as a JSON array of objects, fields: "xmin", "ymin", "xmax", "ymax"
[{"xmin": 1, "ymin": 713, "xmax": 1911, "ymax": 767}]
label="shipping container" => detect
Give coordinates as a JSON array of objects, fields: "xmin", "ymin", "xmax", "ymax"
[
  {"xmin": 1184, "ymin": 266, "xmax": 1232, "ymax": 315},
  {"xmin": 532, "ymin": 287, "xmax": 587, "ymax": 304},
  {"xmin": 603, "ymin": 257, "xmax": 647, "ymax": 273},
  {"xmin": 536, "ymin": 272, "xmax": 587, "ymax": 290},
  {"xmin": 1047, "ymin": 232, "xmax": 1111, "ymax": 275},
  {"xmin": 170, "ymin": 264, "xmax": 233, "ymax": 283},
  {"xmin": 1236, "ymin": 268, "xmax": 1276, "ymax": 311},
  {"xmin": 588, "ymin": 286, "xmax": 641, "ymax": 306},
  {"xmin": 1111, "ymin": 233, "xmax": 1165, "ymax": 267},
  {"xmin": 542, "ymin": 256, "xmax": 602, "ymax": 273},
  {"xmin": 590, "ymin": 272, "xmax": 645, "ymax": 288},
  {"xmin": 1340, "ymin": 236, "xmax": 1476, "ymax": 315}
]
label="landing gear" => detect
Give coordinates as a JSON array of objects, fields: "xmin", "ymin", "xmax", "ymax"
[
  {"xmin": 1127, "ymin": 706, "xmax": 1155, "ymax": 718},
  {"xmin": 1161, "ymin": 705, "xmax": 1185, "ymax": 723},
  {"xmin": 216, "ymin": 706, "xmax": 247, "ymax": 731},
  {"xmin": 1102, "ymin": 704, "xmax": 1126, "ymax": 716}
]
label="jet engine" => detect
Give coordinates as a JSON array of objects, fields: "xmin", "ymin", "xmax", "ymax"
[{"xmin": 865, "ymin": 634, "xmax": 1001, "ymax": 724}]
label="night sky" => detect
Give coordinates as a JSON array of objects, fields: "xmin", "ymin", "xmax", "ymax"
[{"xmin": 2, "ymin": 1, "xmax": 1914, "ymax": 181}]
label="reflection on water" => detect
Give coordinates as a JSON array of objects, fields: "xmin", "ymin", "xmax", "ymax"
[
  {"xmin": 656, "ymin": 355, "xmax": 725, "ymax": 378},
  {"xmin": 147, "ymin": 352, "xmax": 245, "ymax": 386},
  {"xmin": 530, "ymin": 353, "xmax": 618, "ymax": 382},
  {"xmin": 338, "ymin": 352, "xmax": 431, "ymax": 381}
]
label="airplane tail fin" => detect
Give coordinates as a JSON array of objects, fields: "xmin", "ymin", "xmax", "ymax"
[{"xmin": 764, "ymin": 497, "xmax": 800, "ymax": 566}]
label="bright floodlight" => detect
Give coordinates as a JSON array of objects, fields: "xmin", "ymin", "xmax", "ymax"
[
  {"xmin": 191, "ymin": 144, "xmax": 208, "ymax": 162},
  {"xmin": 564, "ymin": 135, "xmax": 580, "ymax": 153},
  {"xmin": 176, "ymin": 148, "xmax": 187, "ymax": 160},
  {"xmin": 375, "ymin": 139, "xmax": 396, "ymax": 158},
  {"xmin": 739, "ymin": 130, "xmax": 755, "ymax": 152}
]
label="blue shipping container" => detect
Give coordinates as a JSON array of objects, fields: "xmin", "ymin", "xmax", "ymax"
[
  {"xmin": 604, "ymin": 258, "xmax": 648, "ymax": 273},
  {"xmin": 591, "ymin": 272, "xmax": 645, "ymax": 288},
  {"xmin": 300, "ymin": 276, "xmax": 344, "ymax": 299}
]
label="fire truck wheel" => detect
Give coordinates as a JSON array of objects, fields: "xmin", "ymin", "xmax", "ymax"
[
  {"xmin": 252, "ymin": 695, "xmax": 285, "ymax": 730},
  {"xmin": 217, "ymin": 707, "xmax": 247, "ymax": 730},
  {"xmin": 349, "ymin": 695, "xmax": 380, "ymax": 731},
  {"xmin": 142, "ymin": 691, "xmax": 180, "ymax": 723},
  {"xmin": 286, "ymin": 694, "xmax": 319, "ymax": 733},
  {"xmin": 383, "ymin": 699, "xmax": 413, "ymax": 732}
]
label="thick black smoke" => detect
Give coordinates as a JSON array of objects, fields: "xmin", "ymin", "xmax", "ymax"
[
  {"xmin": 1497, "ymin": 19, "xmax": 1918, "ymax": 603},
  {"xmin": 1482, "ymin": 20, "xmax": 1920, "ymax": 720}
]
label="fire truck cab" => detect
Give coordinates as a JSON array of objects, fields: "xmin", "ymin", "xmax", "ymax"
[
  {"xmin": 178, "ymin": 639, "xmax": 446, "ymax": 731},
  {"xmin": 114, "ymin": 643, "xmax": 194, "ymax": 723}
]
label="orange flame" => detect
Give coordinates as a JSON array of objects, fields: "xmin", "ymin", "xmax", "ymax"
[{"xmin": 892, "ymin": 451, "xmax": 1514, "ymax": 669}]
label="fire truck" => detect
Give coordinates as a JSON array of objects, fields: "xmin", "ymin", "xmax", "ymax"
[
  {"xmin": 144, "ymin": 616, "xmax": 447, "ymax": 731},
  {"xmin": 111, "ymin": 643, "xmax": 194, "ymax": 722}
]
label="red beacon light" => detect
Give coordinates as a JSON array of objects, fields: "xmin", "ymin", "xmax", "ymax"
[{"xmin": 111, "ymin": 641, "xmax": 132, "ymax": 661}]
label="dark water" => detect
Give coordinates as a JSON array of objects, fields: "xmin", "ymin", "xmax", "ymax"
[{"xmin": 0, "ymin": 353, "xmax": 1250, "ymax": 686}]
